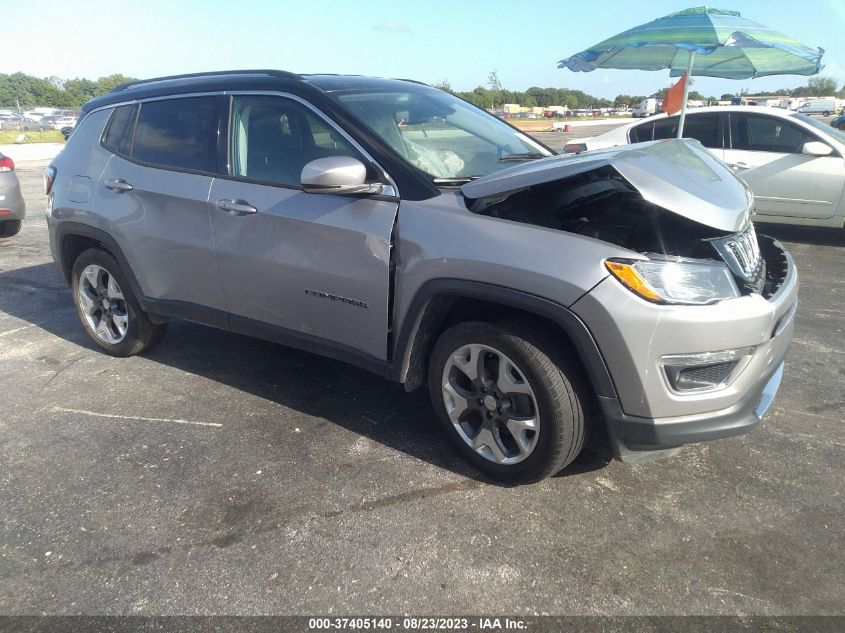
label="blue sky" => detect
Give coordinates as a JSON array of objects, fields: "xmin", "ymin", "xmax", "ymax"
[{"xmin": 3, "ymin": 0, "xmax": 844, "ymax": 98}]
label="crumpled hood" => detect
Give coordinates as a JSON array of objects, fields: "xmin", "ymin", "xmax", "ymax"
[{"xmin": 461, "ymin": 139, "xmax": 753, "ymax": 233}]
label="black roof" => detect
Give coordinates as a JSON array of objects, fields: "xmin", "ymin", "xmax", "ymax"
[
  {"xmin": 80, "ymin": 70, "xmax": 432, "ymax": 115},
  {"xmin": 79, "ymin": 70, "xmax": 441, "ymax": 201}
]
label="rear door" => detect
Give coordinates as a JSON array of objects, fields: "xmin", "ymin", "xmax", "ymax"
[
  {"xmin": 208, "ymin": 94, "xmax": 399, "ymax": 362},
  {"xmin": 724, "ymin": 112, "xmax": 844, "ymax": 220},
  {"xmin": 94, "ymin": 96, "xmax": 228, "ymax": 314}
]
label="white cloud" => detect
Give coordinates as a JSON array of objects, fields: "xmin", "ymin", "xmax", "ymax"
[{"xmin": 373, "ymin": 20, "xmax": 411, "ymax": 33}]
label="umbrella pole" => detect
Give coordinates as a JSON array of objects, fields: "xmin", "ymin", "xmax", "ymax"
[{"xmin": 677, "ymin": 50, "xmax": 696, "ymax": 138}]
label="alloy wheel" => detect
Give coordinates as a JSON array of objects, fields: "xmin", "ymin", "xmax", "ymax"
[
  {"xmin": 441, "ymin": 343, "xmax": 540, "ymax": 465},
  {"xmin": 77, "ymin": 264, "xmax": 129, "ymax": 344}
]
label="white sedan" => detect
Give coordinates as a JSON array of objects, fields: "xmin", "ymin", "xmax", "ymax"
[{"xmin": 563, "ymin": 106, "xmax": 845, "ymax": 229}]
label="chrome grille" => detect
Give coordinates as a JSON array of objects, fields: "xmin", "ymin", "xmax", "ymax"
[{"xmin": 710, "ymin": 224, "xmax": 762, "ymax": 282}]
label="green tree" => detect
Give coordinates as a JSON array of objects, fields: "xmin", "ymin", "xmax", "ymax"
[
  {"xmin": 487, "ymin": 69, "xmax": 502, "ymax": 109},
  {"xmin": 432, "ymin": 78, "xmax": 452, "ymax": 93},
  {"xmin": 804, "ymin": 75, "xmax": 838, "ymax": 97},
  {"xmin": 96, "ymin": 74, "xmax": 136, "ymax": 94}
]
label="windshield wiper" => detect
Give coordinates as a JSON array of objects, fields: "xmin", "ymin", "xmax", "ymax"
[
  {"xmin": 433, "ymin": 176, "xmax": 479, "ymax": 185},
  {"xmin": 498, "ymin": 152, "xmax": 546, "ymax": 162}
]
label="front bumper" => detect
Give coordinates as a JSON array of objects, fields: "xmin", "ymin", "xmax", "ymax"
[
  {"xmin": 598, "ymin": 357, "xmax": 784, "ymax": 463},
  {"xmin": 571, "ymin": 239, "xmax": 798, "ymax": 462}
]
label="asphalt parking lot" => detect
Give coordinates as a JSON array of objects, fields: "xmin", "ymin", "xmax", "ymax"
[{"xmin": 1, "ymin": 149, "xmax": 844, "ymax": 616}]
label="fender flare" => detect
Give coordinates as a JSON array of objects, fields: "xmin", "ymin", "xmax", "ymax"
[
  {"xmin": 53, "ymin": 222, "xmax": 145, "ymax": 298},
  {"xmin": 389, "ymin": 279, "xmax": 617, "ymax": 400}
]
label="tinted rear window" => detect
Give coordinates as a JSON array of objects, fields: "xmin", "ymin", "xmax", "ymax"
[
  {"xmin": 629, "ymin": 121, "xmax": 653, "ymax": 143},
  {"xmin": 652, "ymin": 113, "xmax": 721, "ymax": 148},
  {"xmin": 130, "ymin": 97, "xmax": 218, "ymax": 172},
  {"xmin": 102, "ymin": 105, "xmax": 137, "ymax": 155}
]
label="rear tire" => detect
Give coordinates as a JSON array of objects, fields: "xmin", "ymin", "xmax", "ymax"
[
  {"xmin": 71, "ymin": 248, "xmax": 166, "ymax": 357},
  {"xmin": 428, "ymin": 320, "xmax": 589, "ymax": 483},
  {"xmin": 0, "ymin": 220, "xmax": 22, "ymax": 237}
]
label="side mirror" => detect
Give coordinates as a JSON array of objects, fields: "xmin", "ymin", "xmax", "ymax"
[
  {"xmin": 802, "ymin": 141, "xmax": 833, "ymax": 157},
  {"xmin": 301, "ymin": 156, "xmax": 387, "ymax": 196}
]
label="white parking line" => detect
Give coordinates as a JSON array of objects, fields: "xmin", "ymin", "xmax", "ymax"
[
  {"xmin": 0, "ymin": 323, "xmax": 38, "ymax": 337},
  {"xmin": 50, "ymin": 407, "xmax": 222, "ymax": 428}
]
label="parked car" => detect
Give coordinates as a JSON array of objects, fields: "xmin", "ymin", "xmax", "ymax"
[
  {"xmin": 831, "ymin": 114, "xmax": 845, "ymax": 130},
  {"xmin": 0, "ymin": 114, "xmax": 21, "ymax": 130},
  {"xmin": 46, "ymin": 71, "xmax": 797, "ymax": 482},
  {"xmin": 19, "ymin": 117, "xmax": 43, "ymax": 132},
  {"xmin": 563, "ymin": 106, "xmax": 845, "ymax": 229},
  {"xmin": 798, "ymin": 98, "xmax": 836, "ymax": 117},
  {"xmin": 38, "ymin": 115, "xmax": 62, "ymax": 130},
  {"xmin": 52, "ymin": 116, "xmax": 77, "ymax": 131},
  {"xmin": 0, "ymin": 151, "xmax": 25, "ymax": 237}
]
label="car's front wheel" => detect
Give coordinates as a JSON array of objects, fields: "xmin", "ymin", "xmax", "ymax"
[
  {"xmin": 71, "ymin": 249, "xmax": 166, "ymax": 356},
  {"xmin": 428, "ymin": 321, "xmax": 589, "ymax": 483}
]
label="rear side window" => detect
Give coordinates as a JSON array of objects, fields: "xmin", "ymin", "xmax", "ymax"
[
  {"xmin": 629, "ymin": 121, "xmax": 653, "ymax": 143},
  {"xmin": 651, "ymin": 113, "xmax": 721, "ymax": 148},
  {"xmin": 102, "ymin": 104, "xmax": 137, "ymax": 155},
  {"xmin": 130, "ymin": 97, "xmax": 218, "ymax": 172}
]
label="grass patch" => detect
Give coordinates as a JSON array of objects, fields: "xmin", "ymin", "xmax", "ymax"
[{"xmin": 0, "ymin": 130, "xmax": 64, "ymax": 144}]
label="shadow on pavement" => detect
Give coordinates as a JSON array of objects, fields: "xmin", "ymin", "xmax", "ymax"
[
  {"xmin": 756, "ymin": 222, "xmax": 845, "ymax": 248},
  {"xmin": 0, "ymin": 262, "xmax": 610, "ymax": 485}
]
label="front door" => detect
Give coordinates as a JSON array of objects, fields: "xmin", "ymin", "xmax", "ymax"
[
  {"xmin": 724, "ymin": 113, "xmax": 845, "ymax": 220},
  {"xmin": 209, "ymin": 95, "xmax": 399, "ymax": 362}
]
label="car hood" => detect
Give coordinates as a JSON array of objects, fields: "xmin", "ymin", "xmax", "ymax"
[{"xmin": 462, "ymin": 139, "xmax": 753, "ymax": 233}]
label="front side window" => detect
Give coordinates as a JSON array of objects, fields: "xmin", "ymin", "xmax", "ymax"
[
  {"xmin": 730, "ymin": 114, "xmax": 814, "ymax": 154},
  {"xmin": 329, "ymin": 87, "xmax": 553, "ymax": 181},
  {"xmin": 130, "ymin": 97, "xmax": 218, "ymax": 172},
  {"xmin": 229, "ymin": 95, "xmax": 362, "ymax": 187}
]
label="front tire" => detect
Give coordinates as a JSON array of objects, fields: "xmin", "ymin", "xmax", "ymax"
[
  {"xmin": 71, "ymin": 249, "xmax": 166, "ymax": 356},
  {"xmin": 0, "ymin": 220, "xmax": 22, "ymax": 238},
  {"xmin": 428, "ymin": 321, "xmax": 589, "ymax": 483}
]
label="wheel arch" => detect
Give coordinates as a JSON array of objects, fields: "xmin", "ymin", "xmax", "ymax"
[
  {"xmin": 390, "ymin": 279, "xmax": 618, "ymax": 401},
  {"xmin": 54, "ymin": 222, "xmax": 148, "ymax": 311}
]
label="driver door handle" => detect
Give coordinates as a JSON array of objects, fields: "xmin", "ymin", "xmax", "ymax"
[
  {"xmin": 104, "ymin": 179, "xmax": 133, "ymax": 192},
  {"xmin": 216, "ymin": 199, "xmax": 258, "ymax": 215}
]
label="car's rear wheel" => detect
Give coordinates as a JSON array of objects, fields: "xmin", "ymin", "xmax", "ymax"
[
  {"xmin": 71, "ymin": 249, "xmax": 166, "ymax": 356},
  {"xmin": 0, "ymin": 220, "xmax": 22, "ymax": 238},
  {"xmin": 428, "ymin": 321, "xmax": 589, "ymax": 483}
]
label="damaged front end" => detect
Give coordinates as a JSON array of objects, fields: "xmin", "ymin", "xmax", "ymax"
[{"xmin": 461, "ymin": 139, "xmax": 789, "ymax": 304}]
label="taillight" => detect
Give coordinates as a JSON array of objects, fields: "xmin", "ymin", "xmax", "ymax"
[
  {"xmin": 0, "ymin": 156, "xmax": 13, "ymax": 172},
  {"xmin": 44, "ymin": 165, "xmax": 56, "ymax": 195}
]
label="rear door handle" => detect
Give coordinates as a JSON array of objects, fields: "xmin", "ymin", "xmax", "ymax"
[
  {"xmin": 104, "ymin": 179, "xmax": 133, "ymax": 192},
  {"xmin": 216, "ymin": 199, "xmax": 258, "ymax": 215}
]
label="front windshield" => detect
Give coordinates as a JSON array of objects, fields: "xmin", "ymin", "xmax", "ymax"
[
  {"xmin": 331, "ymin": 87, "xmax": 553, "ymax": 181},
  {"xmin": 791, "ymin": 112, "xmax": 845, "ymax": 145}
]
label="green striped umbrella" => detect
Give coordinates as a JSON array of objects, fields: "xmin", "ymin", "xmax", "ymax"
[{"xmin": 558, "ymin": 6, "xmax": 824, "ymax": 136}]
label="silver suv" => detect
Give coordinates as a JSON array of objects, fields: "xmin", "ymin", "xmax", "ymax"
[{"xmin": 46, "ymin": 71, "xmax": 798, "ymax": 482}]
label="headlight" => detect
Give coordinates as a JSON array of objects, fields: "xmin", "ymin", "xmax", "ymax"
[{"xmin": 605, "ymin": 256, "xmax": 740, "ymax": 305}]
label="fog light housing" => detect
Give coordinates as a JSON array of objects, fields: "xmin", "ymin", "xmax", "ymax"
[{"xmin": 661, "ymin": 347, "xmax": 755, "ymax": 394}]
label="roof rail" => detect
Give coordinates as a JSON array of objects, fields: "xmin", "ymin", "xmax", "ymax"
[{"xmin": 111, "ymin": 69, "xmax": 302, "ymax": 92}]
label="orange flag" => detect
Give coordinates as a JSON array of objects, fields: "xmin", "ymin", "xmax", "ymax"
[{"xmin": 662, "ymin": 75, "xmax": 686, "ymax": 115}]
